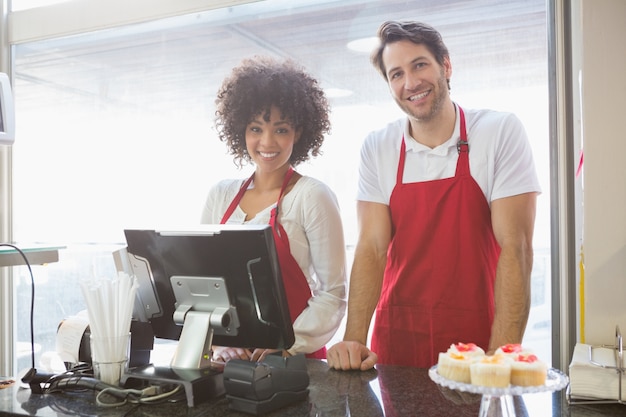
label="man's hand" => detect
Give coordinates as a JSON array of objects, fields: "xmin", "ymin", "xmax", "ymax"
[{"xmin": 327, "ymin": 341, "xmax": 378, "ymax": 371}]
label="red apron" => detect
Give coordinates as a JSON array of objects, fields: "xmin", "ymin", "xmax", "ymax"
[
  {"xmin": 220, "ymin": 167, "xmax": 326, "ymax": 359},
  {"xmin": 371, "ymin": 107, "xmax": 500, "ymax": 367}
]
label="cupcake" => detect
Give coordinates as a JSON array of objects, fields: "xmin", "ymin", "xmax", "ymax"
[
  {"xmin": 510, "ymin": 353, "xmax": 548, "ymax": 386},
  {"xmin": 437, "ymin": 342, "xmax": 485, "ymax": 383},
  {"xmin": 470, "ymin": 354, "xmax": 512, "ymax": 388}
]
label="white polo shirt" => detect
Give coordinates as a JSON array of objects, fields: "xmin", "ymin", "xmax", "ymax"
[{"xmin": 357, "ymin": 105, "xmax": 542, "ymax": 205}]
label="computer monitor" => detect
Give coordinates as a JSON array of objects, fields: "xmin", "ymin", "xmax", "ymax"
[
  {"xmin": 0, "ymin": 72, "xmax": 16, "ymax": 145},
  {"xmin": 122, "ymin": 224, "xmax": 295, "ymax": 369}
]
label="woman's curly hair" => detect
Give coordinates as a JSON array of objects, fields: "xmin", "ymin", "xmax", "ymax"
[{"xmin": 215, "ymin": 56, "xmax": 331, "ymax": 167}]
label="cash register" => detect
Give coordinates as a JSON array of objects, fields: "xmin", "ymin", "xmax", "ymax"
[{"xmin": 118, "ymin": 225, "xmax": 309, "ymax": 413}]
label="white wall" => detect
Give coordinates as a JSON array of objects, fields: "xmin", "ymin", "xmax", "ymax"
[{"xmin": 576, "ymin": 0, "xmax": 626, "ymax": 345}]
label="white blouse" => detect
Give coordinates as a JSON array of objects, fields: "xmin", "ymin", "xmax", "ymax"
[{"xmin": 201, "ymin": 175, "xmax": 347, "ymax": 355}]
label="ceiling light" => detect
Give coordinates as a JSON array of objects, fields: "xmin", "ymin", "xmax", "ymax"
[{"xmin": 346, "ymin": 37, "xmax": 378, "ymax": 53}]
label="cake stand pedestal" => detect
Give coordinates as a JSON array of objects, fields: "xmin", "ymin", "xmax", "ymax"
[
  {"xmin": 479, "ymin": 394, "xmax": 514, "ymax": 417},
  {"xmin": 428, "ymin": 365, "xmax": 569, "ymax": 417}
]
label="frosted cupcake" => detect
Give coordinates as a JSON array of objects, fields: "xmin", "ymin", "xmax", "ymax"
[
  {"xmin": 470, "ymin": 354, "xmax": 512, "ymax": 388},
  {"xmin": 437, "ymin": 343, "xmax": 485, "ymax": 383},
  {"xmin": 510, "ymin": 353, "xmax": 548, "ymax": 386}
]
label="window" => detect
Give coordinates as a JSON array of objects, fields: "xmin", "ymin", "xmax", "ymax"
[{"xmin": 10, "ymin": 0, "xmax": 550, "ymax": 372}]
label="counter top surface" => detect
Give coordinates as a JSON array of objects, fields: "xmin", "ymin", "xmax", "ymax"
[{"xmin": 1, "ymin": 360, "xmax": 625, "ymax": 416}]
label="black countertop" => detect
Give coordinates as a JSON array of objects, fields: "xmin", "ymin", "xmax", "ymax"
[{"xmin": 1, "ymin": 360, "xmax": 625, "ymax": 417}]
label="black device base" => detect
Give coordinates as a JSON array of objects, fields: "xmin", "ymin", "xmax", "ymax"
[
  {"xmin": 120, "ymin": 364, "xmax": 225, "ymax": 407},
  {"xmin": 223, "ymin": 353, "xmax": 309, "ymax": 415},
  {"xmin": 226, "ymin": 389, "xmax": 308, "ymax": 415}
]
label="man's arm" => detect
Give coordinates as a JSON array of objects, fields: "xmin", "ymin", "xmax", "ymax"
[
  {"xmin": 327, "ymin": 201, "xmax": 391, "ymax": 370},
  {"xmin": 488, "ymin": 192, "xmax": 538, "ymax": 353}
]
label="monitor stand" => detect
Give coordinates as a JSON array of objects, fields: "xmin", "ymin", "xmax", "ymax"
[
  {"xmin": 121, "ymin": 302, "xmax": 229, "ymax": 406},
  {"xmin": 120, "ymin": 362, "xmax": 225, "ymax": 407}
]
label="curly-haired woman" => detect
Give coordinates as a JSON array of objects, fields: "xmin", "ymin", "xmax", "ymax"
[{"xmin": 201, "ymin": 56, "xmax": 347, "ymax": 362}]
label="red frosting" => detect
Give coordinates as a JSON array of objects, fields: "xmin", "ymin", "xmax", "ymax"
[
  {"xmin": 515, "ymin": 353, "xmax": 539, "ymax": 363},
  {"xmin": 455, "ymin": 342, "xmax": 479, "ymax": 352},
  {"xmin": 499, "ymin": 343, "xmax": 523, "ymax": 353}
]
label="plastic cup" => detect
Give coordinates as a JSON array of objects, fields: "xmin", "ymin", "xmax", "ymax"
[{"xmin": 90, "ymin": 333, "xmax": 130, "ymax": 386}]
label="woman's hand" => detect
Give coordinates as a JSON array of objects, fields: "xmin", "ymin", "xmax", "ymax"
[
  {"xmin": 212, "ymin": 346, "xmax": 253, "ymax": 362},
  {"xmin": 213, "ymin": 346, "xmax": 290, "ymax": 362},
  {"xmin": 250, "ymin": 348, "xmax": 291, "ymax": 362}
]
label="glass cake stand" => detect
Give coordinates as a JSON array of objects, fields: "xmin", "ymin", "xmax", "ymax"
[{"xmin": 429, "ymin": 365, "xmax": 569, "ymax": 417}]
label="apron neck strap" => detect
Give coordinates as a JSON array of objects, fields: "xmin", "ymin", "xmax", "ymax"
[
  {"xmin": 272, "ymin": 167, "xmax": 295, "ymax": 220},
  {"xmin": 220, "ymin": 174, "xmax": 253, "ymax": 224},
  {"xmin": 456, "ymin": 105, "xmax": 468, "ymax": 153},
  {"xmin": 277, "ymin": 167, "xmax": 295, "ymax": 202}
]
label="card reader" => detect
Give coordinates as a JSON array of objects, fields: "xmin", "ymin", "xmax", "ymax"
[{"xmin": 223, "ymin": 352, "xmax": 309, "ymax": 415}]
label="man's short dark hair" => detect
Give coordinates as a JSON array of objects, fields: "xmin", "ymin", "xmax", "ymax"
[{"xmin": 371, "ymin": 21, "xmax": 450, "ymax": 81}]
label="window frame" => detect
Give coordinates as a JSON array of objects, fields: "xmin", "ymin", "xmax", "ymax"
[{"xmin": 0, "ymin": 0, "xmax": 577, "ymax": 377}]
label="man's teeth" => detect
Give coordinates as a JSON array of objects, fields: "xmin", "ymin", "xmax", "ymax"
[
  {"xmin": 260, "ymin": 152, "xmax": 278, "ymax": 158},
  {"xmin": 409, "ymin": 91, "xmax": 429, "ymax": 101}
]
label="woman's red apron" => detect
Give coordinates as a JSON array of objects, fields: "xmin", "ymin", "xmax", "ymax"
[
  {"xmin": 220, "ymin": 167, "xmax": 326, "ymax": 359},
  {"xmin": 371, "ymin": 107, "xmax": 500, "ymax": 367}
]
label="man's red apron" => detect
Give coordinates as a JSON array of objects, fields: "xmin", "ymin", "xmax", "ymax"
[
  {"xmin": 220, "ymin": 167, "xmax": 326, "ymax": 359},
  {"xmin": 371, "ymin": 107, "xmax": 500, "ymax": 367}
]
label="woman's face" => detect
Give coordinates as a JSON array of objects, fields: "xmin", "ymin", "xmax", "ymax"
[{"xmin": 245, "ymin": 105, "xmax": 300, "ymax": 174}]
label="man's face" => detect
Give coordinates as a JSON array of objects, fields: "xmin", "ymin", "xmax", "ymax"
[{"xmin": 382, "ymin": 40, "xmax": 451, "ymax": 123}]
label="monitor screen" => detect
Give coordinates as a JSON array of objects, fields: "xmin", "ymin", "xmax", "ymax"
[
  {"xmin": 0, "ymin": 72, "xmax": 16, "ymax": 145},
  {"xmin": 122, "ymin": 224, "xmax": 295, "ymax": 369}
]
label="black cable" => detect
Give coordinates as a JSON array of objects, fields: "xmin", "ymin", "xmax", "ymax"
[
  {"xmin": 0, "ymin": 243, "xmax": 36, "ymax": 369},
  {"xmin": 122, "ymin": 404, "xmax": 141, "ymax": 417},
  {"xmin": 45, "ymin": 374, "xmax": 113, "ymax": 394}
]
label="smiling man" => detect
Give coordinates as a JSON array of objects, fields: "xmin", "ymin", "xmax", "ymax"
[{"xmin": 327, "ymin": 21, "xmax": 542, "ymax": 370}]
